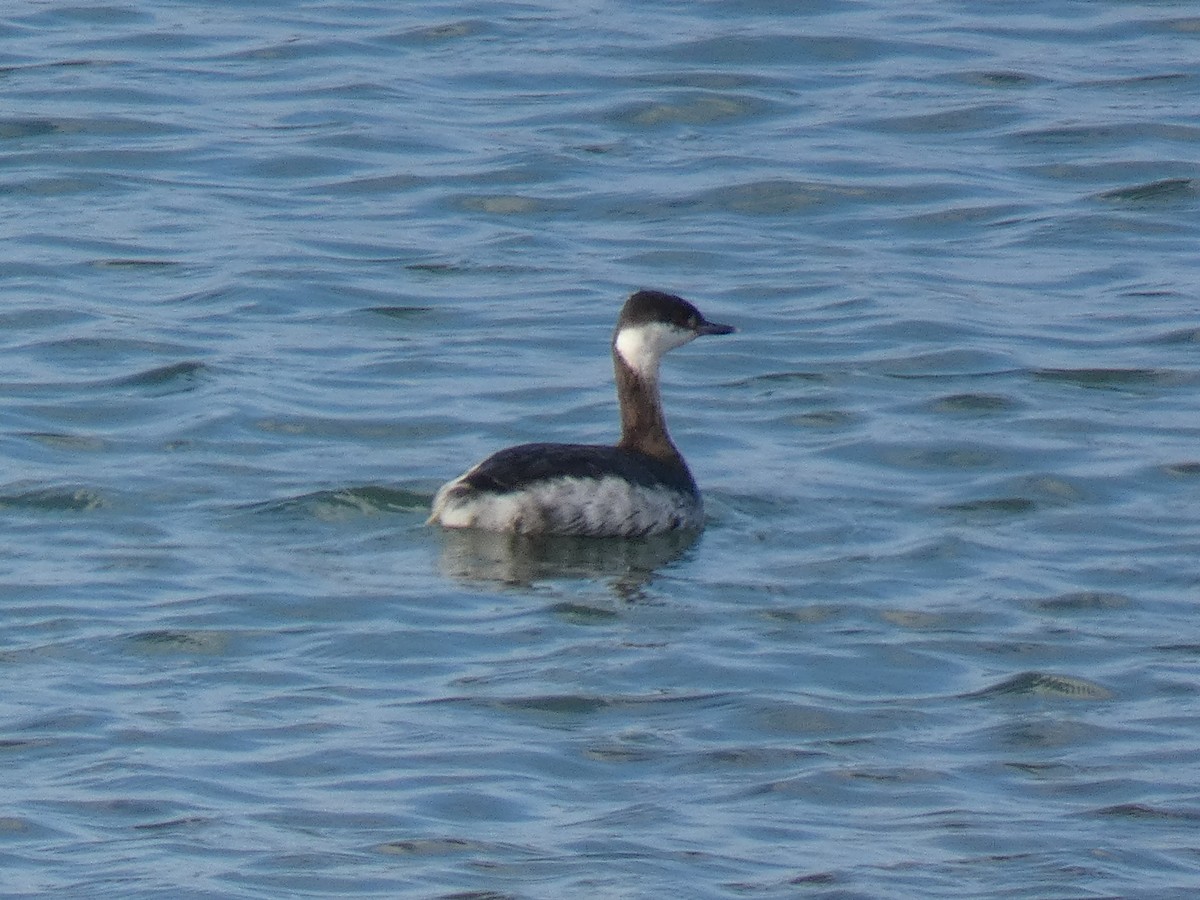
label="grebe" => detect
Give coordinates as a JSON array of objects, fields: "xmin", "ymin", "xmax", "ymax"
[{"xmin": 428, "ymin": 290, "xmax": 734, "ymax": 537}]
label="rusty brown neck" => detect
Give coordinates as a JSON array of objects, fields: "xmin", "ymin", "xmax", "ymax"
[{"xmin": 613, "ymin": 351, "xmax": 683, "ymax": 464}]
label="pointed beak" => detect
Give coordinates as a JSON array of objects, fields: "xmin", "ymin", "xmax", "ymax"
[{"xmin": 696, "ymin": 318, "xmax": 735, "ymax": 336}]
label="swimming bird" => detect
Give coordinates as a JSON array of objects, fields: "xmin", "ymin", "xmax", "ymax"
[{"xmin": 428, "ymin": 290, "xmax": 734, "ymax": 537}]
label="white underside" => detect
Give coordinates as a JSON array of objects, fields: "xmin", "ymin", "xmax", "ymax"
[{"xmin": 429, "ymin": 474, "xmax": 703, "ymax": 537}]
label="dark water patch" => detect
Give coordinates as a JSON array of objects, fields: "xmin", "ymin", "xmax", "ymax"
[
  {"xmin": 405, "ymin": 261, "xmax": 461, "ymax": 274},
  {"xmin": 0, "ymin": 358, "xmax": 207, "ymax": 398},
  {"xmin": 456, "ymin": 194, "xmax": 563, "ymax": 216},
  {"xmin": 162, "ymin": 284, "xmax": 246, "ymax": 307},
  {"xmin": 759, "ymin": 605, "xmax": 844, "ymax": 627},
  {"xmin": 0, "ymin": 58, "xmax": 107, "ymax": 76},
  {"xmin": 365, "ymin": 305, "xmax": 434, "ymax": 321},
  {"xmin": 733, "ymin": 370, "xmax": 828, "ymax": 389},
  {"xmin": 928, "ymin": 392, "xmax": 1021, "ymax": 414},
  {"xmin": 871, "ymin": 349, "xmax": 1018, "ymax": 378},
  {"xmin": 1160, "ymin": 17, "xmax": 1200, "ymax": 34},
  {"xmin": 1093, "ymin": 178, "xmax": 1196, "ymax": 204},
  {"xmin": 314, "ymin": 172, "xmax": 426, "ymax": 197},
  {"xmin": 0, "ymin": 484, "xmax": 107, "ymax": 512},
  {"xmin": 255, "ymin": 416, "xmax": 444, "ymax": 442},
  {"xmin": 879, "ymin": 607, "xmax": 975, "ymax": 631},
  {"xmin": 693, "ymin": 746, "xmax": 828, "ymax": 775},
  {"xmin": 583, "ymin": 742, "xmax": 665, "ymax": 764},
  {"xmin": 856, "ymin": 103, "xmax": 1016, "ymax": 135},
  {"xmin": 546, "ymin": 601, "xmax": 620, "ymax": 624},
  {"xmin": 1086, "ymin": 71, "xmax": 1194, "ymax": 89},
  {"xmin": 107, "ymin": 360, "xmax": 208, "ymax": 394},
  {"xmin": 839, "ymin": 765, "xmax": 942, "ymax": 785},
  {"xmin": 752, "ymin": 765, "xmax": 945, "ymax": 802},
  {"xmin": 748, "ymin": 698, "xmax": 898, "ymax": 741},
  {"xmin": 990, "ymin": 715, "xmax": 1115, "ymax": 751},
  {"xmin": 0, "ymin": 306, "xmax": 94, "ymax": 330},
  {"xmin": 958, "ymin": 70, "xmax": 1047, "ymax": 88},
  {"xmin": 292, "ymin": 239, "xmax": 429, "ymax": 269},
  {"xmin": 0, "ymin": 738, "xmax": 54, "ymax": 752},
  {"xmin": 1160, "ymin": 461, "xmax": 1200, "ymax": 478},
  {"xmin": 244, "ymin": 152, "xmax": 356, "ymax": 182},
  {"xmin": 2, "ymin": 174, "xmax": 112, "ymax": 197},
  {"xmin": 22, "ymin": 337, "xmax": 202, "ymax": 374},
  {"xmin": 211, "ymin": 37, "xmax": 359, "ymax": 66},
  {"xmin": 1154, "ymin": 642, "xmax": 1200, "ymax": 654},
  {"xmin": 19, "ymin": 4, "xmax": 150, "ymax": 25},
  {"xmin": 940, "ymin": 474, "xmax": 1086, "ymax": 518},
  {"xmin": 637, "ymin": 69, "xmax": 782, "ymax": 93},
  {"xmin": 1093, "ymin": 803, "xmax": 1200, "ymax": 822},
  {"xmin": 20, "ymin": 431, "xmax": 108, "ymax": 452},
  {"xmin": 788, "ymin": 870, "xmax": 843, "ymax": 887},
  {"xmin": 57, "ymin": 798, "xmax": 183, "ymax": 829},
  {"xmin": 940, "ymin": 496, "xmax": 1036, "ymax": 516},
  {"xmin": 668, "ymin": 33, "xmax": 924, "ymax": 66},
  {"xmin": 88, "ymin": 258, "xmax": 183, "ymax": 270},
  {"xmin": 840, "ymin": 441, "xmax": 1010, "ymax": 473},
  {"xmin": 787, "ymin": 409, "xmax": 859, "ymax": 429},
  {"xmin": 375, "ymin": 836, "xmax": 514, "ymax": 859},
  {"xmin": 895, "ymin": 201, "xmax": 1029, "ymax": 229},
  {"xmin": 127, "ymin": 630, "xmax": 231, "ymax": 656},
  {"xmin": 0, "ymin": 116, "xmax": 126, "ymax": 140},
  {"xmin": 607, "ymin": 92, "xmax": 775, "ymax": 128},
  {"xmin": 1120, "ymin": 287, "xmax": 1185, "ymax": 300},
  {"xmin": 681, "ymin": 178, "xmax": 942, "ymax": 216},
  {"xmin": 1013, "ymin": 122, "xmax": 1200, "ymax": 148},
  {"xmin": 1019, "ymin": 475, "xmax": 1089, "ymax": 504},
  {"xmin": 466, "ymin": 691, "xmax": 726, "ymax": 718},
  {"xmin": 382, "ymin": 19, "xmax": 488, "ymax": 46},
  {"xmin": 0, "ymin": 115, "xmax": 187, "ymax": 146},
  {"xmin": 246, "ymin": 486, "xmax": 429, "ymax": 520},
  {"xmin": 1021, "ymin": 160, "xmax": 1195, "ymax": 189},
  {"xmin": 1150, "ymin": 326, "xmax": 1200, "ymax": 345},
  {"xmin": 1024, "ymin": 592, "xmax": 1131, "ymax": 614},
  {"xmin": 0, "ymin": 817, "xmax": 38, "ymax": 838},
  {"xmin": 1031, "ymin": 367, "xmax": 1185, "ymax": 391},
  {"xmin": 132, "ymin": 815, "xmax": 213, "ymax": 832},
  {"xmin": 966, "ymin": 672, "xmax": 1113, "ymax": 701},
  {"xmin": 491, "ymin": 694, "xmax": 612, "ymax": 716},
  {"xmin": 1003, "ymin": 760, "xmax": 1073, "ymax": 777}
]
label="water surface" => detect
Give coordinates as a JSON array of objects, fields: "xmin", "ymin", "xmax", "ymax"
[{"xmin": 3, "ymin": 2, "xmax": 1200, "ymax": 897}]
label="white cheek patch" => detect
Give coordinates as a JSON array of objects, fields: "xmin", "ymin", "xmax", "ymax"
[{"xmin": 614, "ymin": 322, "xmax": 694, "ymax": 377}]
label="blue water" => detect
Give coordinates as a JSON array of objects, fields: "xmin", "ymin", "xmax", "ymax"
[{"xmin": 3, "ymin": 2, "xmax": 1200, "ymax": 897}]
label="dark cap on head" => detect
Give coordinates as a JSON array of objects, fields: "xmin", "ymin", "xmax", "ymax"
[{"xmin": 617, "ymin": 290, "xmax": 735, "ymax": 336}]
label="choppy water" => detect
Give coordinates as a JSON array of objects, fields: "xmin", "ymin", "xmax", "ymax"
[{"xmin": 4, "ymin": 2, "xmax": 1200, "ymax": 897}]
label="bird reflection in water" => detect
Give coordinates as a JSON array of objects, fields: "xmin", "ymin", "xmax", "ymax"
[{"xmin": 435, "ymin": 527, "xmax": 701, "ymax": 596}]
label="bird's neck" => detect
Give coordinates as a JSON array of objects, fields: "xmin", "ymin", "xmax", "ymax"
[{"xmin": 613, "ymin": 352, "xmax": 682, "ymax": 464}]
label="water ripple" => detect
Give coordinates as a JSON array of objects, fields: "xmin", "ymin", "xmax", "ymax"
[
  {"xmin": 0, "ymin": 483, "xmax": 108, "ymax": 512},
  {"xmin": 967, "ymin": 672, "xmax": 1115, "ymax": 701},
  {"xmin": 3, "ymin": 1, "xmax": 1200, "ymax": 897}
]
